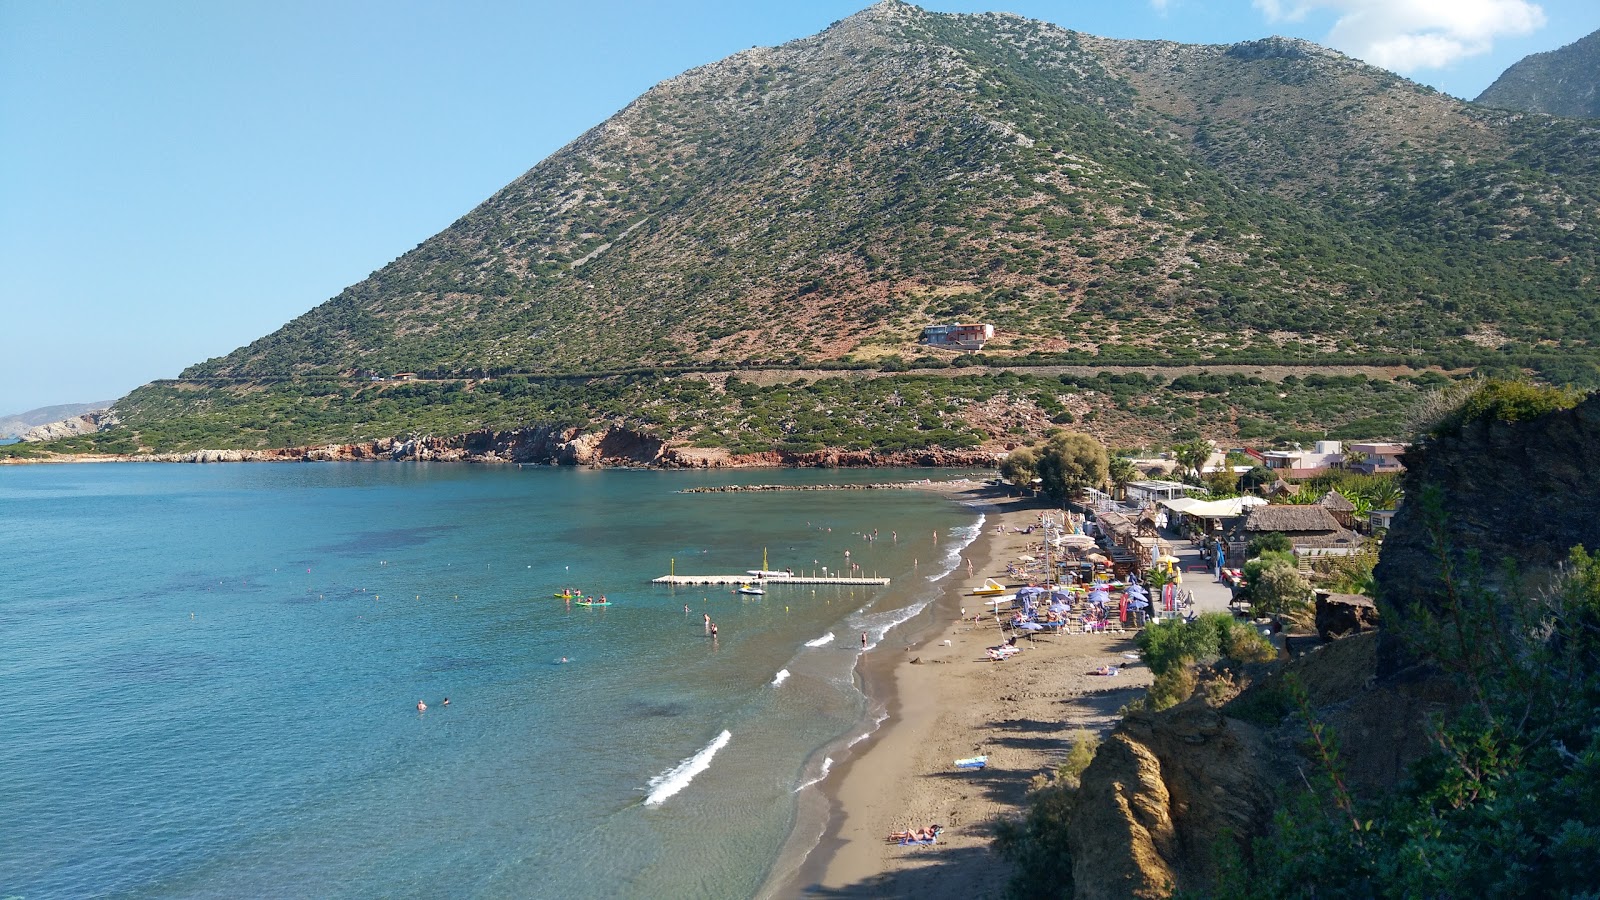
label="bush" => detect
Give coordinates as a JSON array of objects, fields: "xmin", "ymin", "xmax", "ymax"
[{"xmin": 1246, "ymin": 532, "xmax": 1292, "ymax": 558}]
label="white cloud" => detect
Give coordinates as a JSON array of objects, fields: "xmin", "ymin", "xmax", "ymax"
[
  {"xmin": 1251, "ymin": 0, "xmax": 1547, "ymax": 71},
  {"xmin": 1150, "ymin": 0, "xmax": 1172, "ymax": 11}
]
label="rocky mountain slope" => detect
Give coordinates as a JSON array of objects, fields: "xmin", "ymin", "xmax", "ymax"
[
  {"xmin": 1476, "ymin": 27, "xmax": 1600, "ymax": 119},
  {"xmin": 74, "ymin": 2, "xmax": 1600, "ymax": 454}
]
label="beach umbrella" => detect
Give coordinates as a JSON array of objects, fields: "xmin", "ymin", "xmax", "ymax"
[
  {"xmin": 1125, "ymin": 585, "xmax": 1149, "ymax": 599},
  {"xmin": 1017, "ymin": 621, "xmax": 1044, "ymax": 631},
  {"xmin": 1050, "ymin": 602, "xmax": 1070, "ymax": 614},
  {"xmin": 1128, "ymin": 598, "xmax": 1150, "ymax": 609}
]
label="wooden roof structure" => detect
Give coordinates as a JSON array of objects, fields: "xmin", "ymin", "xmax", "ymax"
[
  {"xmin": 1239, "ymin": 504, "xmax": 1365, "ymax": 549},
  {"xmin": 1317, "ymin": 490, "xmax": 1356, "ymax": 512}
]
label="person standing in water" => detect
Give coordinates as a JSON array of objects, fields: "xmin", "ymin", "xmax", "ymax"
[{"xmin": 861, "ymin": 632, "xmax": 868, "ymax": 648}]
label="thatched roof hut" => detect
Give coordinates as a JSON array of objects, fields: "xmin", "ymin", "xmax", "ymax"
[
  {"xmin": 1317, "ymin": 491, "xmax": 1356, "ymax": 512},
  {"xmin": 1238, "ymin": 504, "xmax": 1363, "ymax": 550}
]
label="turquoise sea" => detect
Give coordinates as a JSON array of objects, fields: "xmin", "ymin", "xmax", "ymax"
[{"xmin": 1, "ymin": 463, "xmax": 986, "ymax": 898}]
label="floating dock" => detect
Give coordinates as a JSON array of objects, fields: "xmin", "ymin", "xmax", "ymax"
[{"xmin": 651, "ymin": 574, "xmax": 890, "ymax": 586}]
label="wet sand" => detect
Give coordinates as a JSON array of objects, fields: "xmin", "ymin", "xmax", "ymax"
[{"xmin": 770, "ymin": 485, "xmax": 1152, "ymax": 898}]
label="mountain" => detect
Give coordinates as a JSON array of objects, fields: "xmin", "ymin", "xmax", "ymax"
[
  {"xmin": 0, "ymin": 402, "xmax": 112, "ymax": 439},
  {"xmin": 1476, "ymin": 28, "xmax": 1600, "ymax": 118},
  {"xmin": 57, "ymin": 2, "xmax": 1600, "ymax": 455}
]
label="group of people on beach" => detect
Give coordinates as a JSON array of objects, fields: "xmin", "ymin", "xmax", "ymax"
[{"xmin": 886, "ymin": 824, "xmax": 941, "ymax": 844}]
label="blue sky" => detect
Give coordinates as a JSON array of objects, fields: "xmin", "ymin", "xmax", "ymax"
[{"xmin": 1, "ymin": 0, "xmax": 1594, "ymax": 414}]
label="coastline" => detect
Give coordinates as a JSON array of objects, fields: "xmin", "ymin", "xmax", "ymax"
[{"xmin": 765, "ymin": 485, "xmax": 1152, "ymax": 898}]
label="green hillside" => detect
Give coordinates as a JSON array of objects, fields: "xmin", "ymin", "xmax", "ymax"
[{"xmin": 66, "ymin": 2, "xmax": 1600, "ymax": 455}]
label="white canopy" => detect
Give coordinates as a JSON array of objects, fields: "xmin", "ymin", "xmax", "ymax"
[{"xmin": 1160, "ymin": 496, "xmax": 1267, "ymax": 518}]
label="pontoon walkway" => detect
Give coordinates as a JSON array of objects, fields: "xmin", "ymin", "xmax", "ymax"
[{"xmin": 651, "ymin": 574, "xmax": 890, "ymax": 586}]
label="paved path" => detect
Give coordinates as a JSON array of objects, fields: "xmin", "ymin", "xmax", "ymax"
[{"xmin": 1167, "ymin": 532, "xmax": 1236, "ymax": 616}]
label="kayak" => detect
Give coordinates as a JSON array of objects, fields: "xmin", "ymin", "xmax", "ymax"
[
  {"xmin": 954, "ymin": 755, "xmax": 988, "ymax": 770},
  {"xmin": 575, "ymin": 600, "xmax": 611, "ymax": 607},
  {"xmin": 553, "ymin": 592, "xmax": 582, "ymax": 599}
]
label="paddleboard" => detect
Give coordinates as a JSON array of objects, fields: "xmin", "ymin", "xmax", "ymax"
[{"xmin": 954, "ymin": 755, "xmax": 988, "ymax": 769}]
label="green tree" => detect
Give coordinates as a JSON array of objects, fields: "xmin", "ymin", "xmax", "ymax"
[
  {"xmin": 1000, "ymin": 445, "xmax": 1039, "ymax": 489},
  {"xmin": 1034, "ymin": 430, "xmax": 1110, "ymax": 501}
]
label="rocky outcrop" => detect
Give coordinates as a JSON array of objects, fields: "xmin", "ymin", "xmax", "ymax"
[
  {"xmin": 1314, "ymin": 591, "xmax": 1379, "ymax": 641},
  {"xmin": 21, "ymin": 410, "xmax": 117, "ymax": 442},
  {"xmin": 1373, "ymin": 392, "xmax": 1600, "ymax": 672},
  {"xmin": 1069, "ymin": 701, "xmax": 1276, "ymax": 899}
]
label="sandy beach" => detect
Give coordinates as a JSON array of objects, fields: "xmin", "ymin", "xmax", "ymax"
[{"xmin": 768, "ymin": 483, "xmax": 1154, "ymax": 898}]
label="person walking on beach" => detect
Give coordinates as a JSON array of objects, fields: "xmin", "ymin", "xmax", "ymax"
[{"xmin": 861, "ymin": 632, "xmax": 868, "ymax": 648}]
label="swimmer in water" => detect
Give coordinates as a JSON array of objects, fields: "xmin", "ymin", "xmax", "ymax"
[
  {"xmin": 561, "ymin": 657, "xmax": 568, "ymax": 664},
  {"xmin": 417, "ymin": 700, "xmax": 427, "ymax": 712},
  {"xmin": 441, "ymin": 698, "xmax": 449, "ymax": 707}
]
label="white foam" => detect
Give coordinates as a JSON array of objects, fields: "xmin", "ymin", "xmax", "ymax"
[
  {"xmin": 846, "ymin": 712, "xmax": 889, "ymax": 749},
  {"xmin": 793, "ymin": 756, "xmax": 834, "ymax": 793},
  {"xmin": 644, "ymin": 730, "xmax": 731, "ymax": 807},
  {"xmin": 927, "ymin": 514, "xmax": 985, "ymax": 584},
  {"xmin": 803, "ymin": 632, "xmax": 834, "ymax": 648},
  {"xmin": 772, "ymin": 669, "xmax": 790, "ymax": 686}
]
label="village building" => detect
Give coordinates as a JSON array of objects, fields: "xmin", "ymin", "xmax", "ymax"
[
  {"xmin": 1258, "ymin": 440, "xmax": 1344, "ymax": 476},
  {"xmin": 1345, "ymin": 442, "xmax": 1407, "ymax": 474},
  {"xmin": 919, "ymin": 323, "xmax": 994, "ymax": 350}
]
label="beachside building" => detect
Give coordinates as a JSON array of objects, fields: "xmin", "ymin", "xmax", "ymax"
[
  {"xmin": 1234, "ymin": 503, "xmax": 1364, "ymax": 557},
  {"xmin": 1346, "ymin": 442, "xmax": 1407, "ymax": 474},
  {"xmin": 920, "ymin": 323, "xmax": 994, "ymax": 350},
  {"xmin": 1125, "ymin": 479, "xmax": 1205, "ymax": 505},
  {"xmin": 392, "ymin": 372, "xmax": 418, "ymax": 381}
]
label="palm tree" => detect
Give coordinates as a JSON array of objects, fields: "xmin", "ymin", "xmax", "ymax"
[
  {"xmin": 1342, "ymin": 449, "xmax": 1370, "ymax": 472},
  {"xmin": 1172, "ymin": 438, "xmax": 1212, "ymax": 483},
  {"xmin": 1107, "ymin": 456, "xmax": 1138, "ymax": 500}
]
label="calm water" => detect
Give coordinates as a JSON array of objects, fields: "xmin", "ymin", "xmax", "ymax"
[{"xmin": 0, "ymin": 463, "xmax": 984, "ymax": 899}]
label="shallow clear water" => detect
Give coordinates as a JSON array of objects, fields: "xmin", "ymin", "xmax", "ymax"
[{"xmin": 0, "ymin": 463, "xmax": 983, "ymax": 898}]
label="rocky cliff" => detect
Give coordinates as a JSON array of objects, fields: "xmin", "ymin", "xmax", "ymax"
[
  {"xmin": 1064, "ymin": 394, "xmax": 1600, "ymax": 897},
  {"xmin": 1372, "ymin": 391, "xmax": 1600, "ymax": 671}
]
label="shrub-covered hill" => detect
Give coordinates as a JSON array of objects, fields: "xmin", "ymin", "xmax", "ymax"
[
  {"xmin": 180, "ymin": 1, "xmax": 1599, "ymax": 382},
  {"xmin": 1476, "ymin": 27, "xmax": 1600, "ymax": 119},
  {"xmin": 80, "ymin": 1, "xmax": 1600, "ymax": 455}
]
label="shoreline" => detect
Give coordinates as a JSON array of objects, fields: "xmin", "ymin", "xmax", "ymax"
[{"xmin": 764, "ymin": 486, "xmax": 1153, "ymax": 898}]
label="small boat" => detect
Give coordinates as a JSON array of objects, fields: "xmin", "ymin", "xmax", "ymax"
[
  {"xmin": 737, "ymin": 584, "xmax": 766, "ymax": 596},
  {"xmin": 575, "ymin": 599, "xmax": 611, "ymax": 607},
  {"xmin": 553, "ymin": 591, "xmax": 582, "ymax": 600},
  {"xmin": 954, "ymin": 755, "xmax": 988, "ymax": 770},
  {"xmin": 969, "ymin": 579, "xmax": 1008, "ymax": 596}
]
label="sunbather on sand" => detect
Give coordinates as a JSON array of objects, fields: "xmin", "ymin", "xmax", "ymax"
[
  {"xmin": 887, "ymin": 824, "xmax": 942, "ymax": 842},
  {"xmin": 1089, "ymin": 665, "xmax": 1119, "ymax": 676}
]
